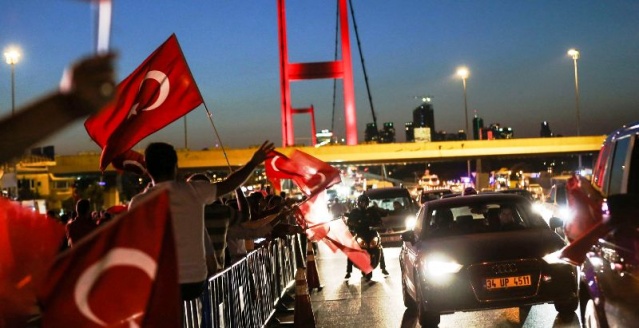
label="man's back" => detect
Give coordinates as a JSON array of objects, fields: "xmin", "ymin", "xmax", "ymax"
[
  {"xmin": 66, "ymin": 216, "xmax": 96, "ymax": 246},
  {"xmin": 129, "ymin": 180, "xmax": 218, "ymax": 284}
]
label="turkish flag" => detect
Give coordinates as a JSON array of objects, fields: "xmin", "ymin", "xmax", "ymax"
[
  {"xmin": 111, "ymin": 149, "xmax": 147, "ymax": 176},
  {"xmin": 85, "ymin": 33, "xmax": 203, "ymax": 171},
  {"xmin": 0, "ymin": 198, "xmax": 65, "ymax": 326},
  {"xmin": 38, "ymin": 189, "xmax": 180, "ymax": 327},
  {"xmin": 265, "ymin": 150, "xmax": 341, "ymax": 197},
  {"xmin": 296, "ymin": 191, "xmax": 373, "ymax": 274},
  {"xmin": 564, "ymin": 174, "xmax": 603, "ymax": 242}
]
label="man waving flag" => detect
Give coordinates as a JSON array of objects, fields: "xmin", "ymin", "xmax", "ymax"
[{"xmin": 85, "ymin": 34, "xmax": 203, "ymax": 171}]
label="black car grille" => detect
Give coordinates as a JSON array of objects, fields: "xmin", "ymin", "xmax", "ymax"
[{"xmin": 467, "ymin": 259, "xmax": 542, "ymax": 302}]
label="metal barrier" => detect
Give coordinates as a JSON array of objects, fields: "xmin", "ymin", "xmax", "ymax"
[{"xmin": 184, "ymin": 235, "xmax": 299, "ymax": 328}]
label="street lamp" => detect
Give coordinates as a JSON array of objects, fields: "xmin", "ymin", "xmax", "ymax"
[
  {"xmin": 456, "ymin": 66, "xmax": 472, "ymax": 184},
  {"xmin": 4, "ymin": 47, "xmax": 21, "ymax": 116},
  {"xmin": 567, "ymin": 48, "xmax": 582, "ymax": 169}
]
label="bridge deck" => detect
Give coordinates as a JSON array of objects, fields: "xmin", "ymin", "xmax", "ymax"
[{"xmin": 51, "ymin": 135, "xmax": 604, "ymax": 174}]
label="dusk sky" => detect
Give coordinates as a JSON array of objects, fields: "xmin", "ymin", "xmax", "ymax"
[{"xmin": 1, "ymin": 1, "xmax": 638, "ymax": 156}]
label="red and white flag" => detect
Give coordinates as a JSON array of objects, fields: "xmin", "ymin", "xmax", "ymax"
[
  {"xmin": 111, "ymin": 149, "xmax": 147, "ymax": 176},
  {"xmin": 265, "ymin": 150, "xmax": 341, "ymax": 197},
  {"xmin": 38, "ymin": 189, "xmax": 180, "ymax": 327},
  {"xmin": 296, "ymin": 191, "xmax": 373, "ymax": 274},
  {"xmin": 0, "ymin": 199, "xmax": 65, "ymax": 326},
  {"xmin": 85, "ymin": 34, "xmax": 203, "ymax": 171}
]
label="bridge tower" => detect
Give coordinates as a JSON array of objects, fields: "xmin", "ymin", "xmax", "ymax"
[{"xmin": 277, "ymin": 0, "xmax": 358, "ymax": 147}]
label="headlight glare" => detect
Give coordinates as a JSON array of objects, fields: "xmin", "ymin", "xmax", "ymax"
[
  {"xmin": 421, "ymin": 255, "xmax": 463, "ymax": 276},
  {"xmin": 405, "ymin": 215, "xmax": 416, "ymax": 230}
]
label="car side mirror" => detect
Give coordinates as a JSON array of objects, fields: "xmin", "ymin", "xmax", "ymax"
[
  {"xmin": 549, "ymin": 217, "xmax": 563, "ymax": 230},
  {"xmin": 401, "ymin": 230, "xmax": 416, "ymax": 244}
]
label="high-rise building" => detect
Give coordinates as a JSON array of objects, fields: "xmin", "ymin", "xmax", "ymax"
[
  {"xmin": 472, "ymin": 115, "xmax": 484, "ymax": 140},
  {"xmin": 413, "ymin": 102, "xmax": 435, "ymax": 142},
  {"xmin": 364, "ymin": 122, "xmax": 379, "ymax": 142},
  {"xmin": 540, "ymin": 121, "xmax": 553, "ymax": 137},
  {"xmin": 405, "ymin": 122, "xmax": 414, "ymax": 142},
  {"xmin": 413, "ymin": 103, "xmax": 434, "ymax": 132},
  {"xmin": 379, "ymin": 122, "xmax": 395, "ymax": 143}
]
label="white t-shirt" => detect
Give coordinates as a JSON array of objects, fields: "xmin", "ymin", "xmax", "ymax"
[{"xmin": 129, "ymin": 180, "xmax": 217, "ymax": 283}]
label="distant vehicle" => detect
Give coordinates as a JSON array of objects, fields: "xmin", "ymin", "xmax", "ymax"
[
  {"xmin": 363, "ymin": 187, "xmax": 418, "ymax": 243},
  {"xmin": 539, "ymin": 175, "xmax": 572, "ymax": 226},
  {"xmin": 417, "ymin": 189, "xmax": 453, "ymax": 205},
  {"xmin": 419, "ymin": 174, "xmax": 440, "ymax": 188},
  {"xmin": 527, "ymin": 184, "xmax": 544, "ymax": 202},
  {"xmin": 576, "ymin": 121, "xmax": 639, "ymax": 327},
  {"xmin": 400, "ymin": 194, "xmax": 578, "ymax": 327}
]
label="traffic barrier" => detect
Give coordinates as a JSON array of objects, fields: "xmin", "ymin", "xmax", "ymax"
[
  {"xmin": 305, "ymin": 239, "xmax": 323, "ymax": 292},
  {"xmin": 183, "ymin": 235, "xmax": 300, "ymax": 328},
  {"xmin": 293, "ymin": 267, "xmax": 316, "ymax": 327}
]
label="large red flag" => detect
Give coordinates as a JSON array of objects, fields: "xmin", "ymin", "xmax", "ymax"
[
  {"xmin": 563, "ymin": 174, "xmax": 603, "ymax": 242},
  {"xmin": 0, "ymin": 199, "xmax": 65, "ymax": 326},
  {"xmin": 38, "ymin": 189, "xmax": 180, "ymax": 327},
  {"xmin": 85, "ymin": 33, "xmax": 203, "ymax": 171},
  {"xmin": 296, "ymin": 191, "xmax": 373, "ymax": 274},
  {"xmin": 265, "ymin": 150, "xmax": 341, "ymax": 197}
]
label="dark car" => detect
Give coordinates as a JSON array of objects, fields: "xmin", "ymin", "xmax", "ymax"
[
  {"xmin": 495, "ymin": 188, "xmax": 536, "ymax": 202},
  {"xmin": 575, "ymin": 121, "xmax": 639, "ymax": 327},
  {"xmin": 363, "ymin": 187, "xmax": 418, "ymax": 243},
  {"xmin": 399, "ymin": 194, "xmax": 578, "ymax": 327},
  {"xmin": 417, "ymin": 188, "xmax": 453, "ymax": 205}
]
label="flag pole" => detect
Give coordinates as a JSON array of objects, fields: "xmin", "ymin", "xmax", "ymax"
[
  {"xmin": 172, "ymin": 34, "xmax": 232, "ymax": 171},
  {"xmin": 184, "ymin": 117, "xmax": 188, "ymax": 149},
  {"xmin": 95, "ymin": 0, "xmax": 112, "ymax": 54},
  {"xmin": 203, "ymin": 103, "xmax": 232, "ymax": 171}
]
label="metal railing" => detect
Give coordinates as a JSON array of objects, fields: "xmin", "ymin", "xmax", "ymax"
[{"xmin": 184, "ymin": 235, "xmax": 299, "ymax": 328}]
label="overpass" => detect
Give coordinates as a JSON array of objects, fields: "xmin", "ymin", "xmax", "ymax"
[{"xmin": 50, "ymin": 135, "xmax": 605, "ymax": 175}]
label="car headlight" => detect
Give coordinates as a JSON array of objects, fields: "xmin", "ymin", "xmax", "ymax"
[
  {"xmin": 421, "ymin": 255, "xmax": 463, "ymax": 277},
  {"xmin": 356, "ymin": 237, "xmax": 366, "ymax": 248},
  {"xmin": 370, "ymin": 236, "xmax": 379, "ymax": 248},
  {"xmin": 405, "ymin": 215, "xmax": 416, "ymax": 230},
  {"xmin": 532, "ymin": 203, "xmax": 552, "ymax": 222}
]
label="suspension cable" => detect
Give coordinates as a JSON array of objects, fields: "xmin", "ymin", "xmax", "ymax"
[{"xmin": 348, "ymin": 0, "xmax": 378, "ymax": 128}]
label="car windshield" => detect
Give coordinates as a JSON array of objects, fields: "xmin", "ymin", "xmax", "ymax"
[
  {"xmin": 368, "ymin": 195, "xmax": 413, "ymax": 213},
  {"xmin": 422, "ymin": 199, "xmax": 545, "ymax": 238}
]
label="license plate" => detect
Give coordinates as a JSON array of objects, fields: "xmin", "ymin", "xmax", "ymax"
[{"xmin": 485, "ymin": 275, "xmax": 531, "ymax": 290}]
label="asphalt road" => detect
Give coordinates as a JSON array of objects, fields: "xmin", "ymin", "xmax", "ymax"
[{"xmin": 309, "ymin": 244, "xmax": 582, "ymax": 328}]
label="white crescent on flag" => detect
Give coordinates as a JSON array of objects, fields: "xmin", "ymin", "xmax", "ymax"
[
  {"xmin": 74, "ymin": 247, "xmax": 157, "ymax": 326},
  {"xmin": 270, "ymin": 155, "xmax": 282, "ymax": 172},
  {"xmin": 308, "ymin": 172, "xmax": 327, "ymax": 194},
  {"xmin": 127, "ymin": 70, "xmax": 170, "ymax": 119}
]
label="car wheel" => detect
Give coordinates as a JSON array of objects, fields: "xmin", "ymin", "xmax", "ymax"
[
  {"xmin": 554, "ymin": 295, "xmax": 579, "ymax": 315},
  {"xmin": 415, "ymin": 277, "xmax": 440, "ymax": 327},
  {"xmin": 401, "ymin": 272, "xmax": 416, "ymax": 309}
]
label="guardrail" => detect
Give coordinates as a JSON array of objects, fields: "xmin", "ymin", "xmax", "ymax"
[{"xmin": 183, "ymin": 235, "xmax": 299, "ymax": 328}]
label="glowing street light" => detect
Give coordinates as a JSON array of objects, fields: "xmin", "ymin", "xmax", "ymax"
[
  {"xmin": 4, "ymin": 47, "xmax": 21, "ymax": 116},
  {"xmin": 567, "ymin": 48, "xmax": 582, "ymax": 169}
]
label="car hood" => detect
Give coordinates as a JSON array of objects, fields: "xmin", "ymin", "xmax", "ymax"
[{"xmin": 417, "ymin": 229, "xmax": 566, "ymax": 263}]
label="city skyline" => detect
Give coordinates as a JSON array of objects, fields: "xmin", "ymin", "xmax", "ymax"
[{"xmin": 1, "ymin": 1, "xmax": 638, "ymax": 156}]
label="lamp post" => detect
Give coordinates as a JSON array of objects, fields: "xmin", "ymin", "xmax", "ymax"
[
  {"xmin": 4, "ymin": 48, "xmax": 20, "ymax": 116},
  {"xmin": 456, "ymin": 66, "xmax": 471, "ymax": 184},
  {"xmin": 456, "ymin": 67, "xmax": 470, "ymax": 135},
  {"xmin": 567, "ymin": 48, "xmax": 582, "ymax": 170}
]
